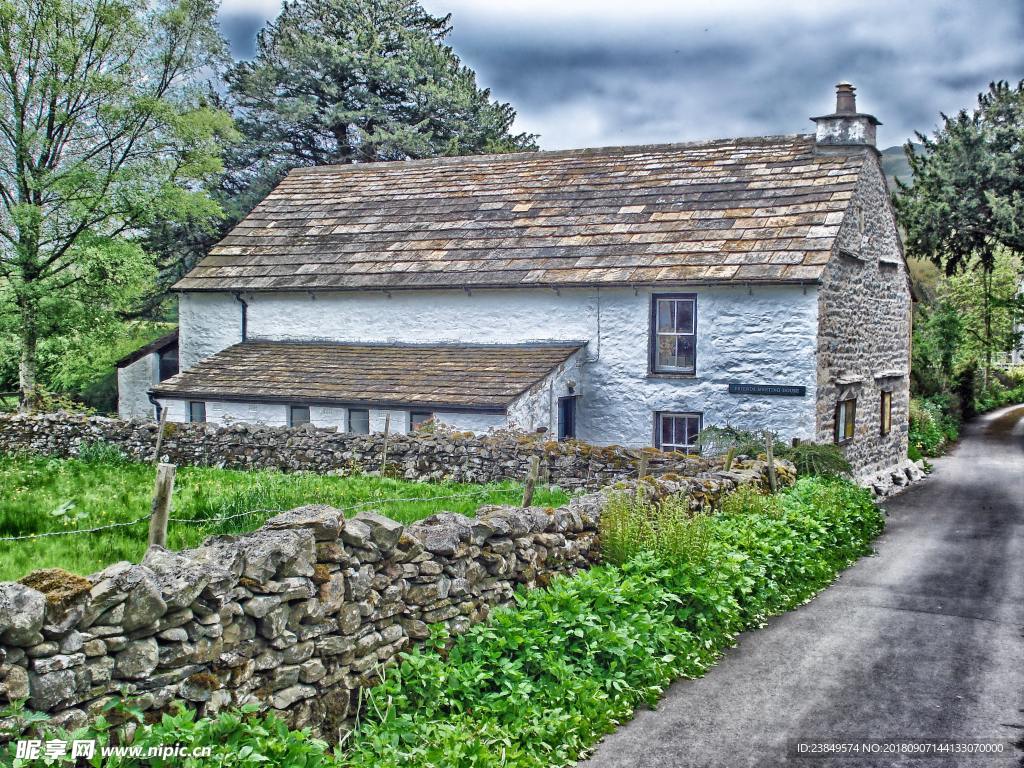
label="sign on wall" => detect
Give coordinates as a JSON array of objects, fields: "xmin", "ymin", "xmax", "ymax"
[{"xmin": 728, "ymin": 382, "xmax": 807, "ymax": 397}]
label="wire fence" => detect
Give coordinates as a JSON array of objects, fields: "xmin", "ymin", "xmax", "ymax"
[{"xmin": 0, "ymin": 486, "xmax": 517, "ymax": 543}]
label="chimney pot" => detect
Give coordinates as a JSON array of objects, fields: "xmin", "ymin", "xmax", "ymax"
[{"xmin": 835, "ymin": 82, "xmax": 857, "ymax": 114}]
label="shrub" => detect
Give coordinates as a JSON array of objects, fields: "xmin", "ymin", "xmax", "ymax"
[
  {"xmin": 600, "ymin": 489, "xmax": 711, "ymax": 566},
  {"xmin": 909, "ymin": 396, "xmax": 960, "ymax": 457},
  {"xmin": 719, "ymin": 484, "xmax": 782, "ymax": 518},
  {"xmin": 776, "ymin": 441, "xmax": 851, "ymax": 478},
  {"xmin": 76, "ymin": 439, "xmax": 130, "ymax": 465}
]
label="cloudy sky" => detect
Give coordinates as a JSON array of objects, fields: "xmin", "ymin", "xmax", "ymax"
[{"xmin": 216, "ymin": 0, "xmax": 1024, "ymax": 152}]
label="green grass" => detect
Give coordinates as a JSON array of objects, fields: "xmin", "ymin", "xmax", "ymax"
[{"xmin": 0, "ymin": 454, "xmax": 568, "ymax": 581}]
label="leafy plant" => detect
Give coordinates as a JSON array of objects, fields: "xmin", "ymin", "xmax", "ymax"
[
  {"xmin": 776, "ymin": 442, "xmax": 851, "ymax": 478},
  {"xmin": 600, "ymin": 489, "xmax": 711, "ymax": 566},
  {"xmin": 76, "ymin": 440, "xmax": 130, "ymax": 466}
]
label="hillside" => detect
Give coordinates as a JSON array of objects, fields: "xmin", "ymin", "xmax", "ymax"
[{"xmin": 880, "ymin": 144, "xmax": 919, "ymax": 189}]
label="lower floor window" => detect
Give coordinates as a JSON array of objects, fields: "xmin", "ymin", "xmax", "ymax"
[
  {"xmin": 289, "ymin": 405, "xmax": 310, "ymax": 427},
  {"xmin": 348, "ymin": 408, "xmax": 370, "ymax": 434},
  {"xmin": 410, "ymin": 410, "xmax": 433, "ymax": 430},
  {"xmin": 189, "ymin": 401, "xmax": 206, "ymax": 423},
  {"xmin": 880, "ymin": 391, "xmax": 892, "ymax": 436},
  {"xmin": 656, "ymin": 411, "xmax": 702, "ymax": 453},
  {"xmin": 835, "ymin": 398, "xmax": 856, "ymax": 443}
]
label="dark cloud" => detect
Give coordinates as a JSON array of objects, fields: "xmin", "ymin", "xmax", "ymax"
[{"xmin": 217, "ymin": 0, "xmax": 1024, "ymax": 151}]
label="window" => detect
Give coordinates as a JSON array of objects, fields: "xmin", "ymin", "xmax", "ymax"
[
  {"xmin": 348, "ymin": 408, "xmax": 370, "ymax": 434},
  {"xmin": 557, "ymin": 396, "xmax": 577, "ymax": 440},
  {"xmin": 157, "ymin": 348, "xmax": 178, "ymax": 382},
  {"xmin": 289, "ymin": 405, "xmax": 310, "ymax": 427},
  {"xmin": 410, "ymin": 411, "xmax": 433, "ymax": 431},
  {"xmin": 188, "ymin": 401, "xmax": 206, "ymax": 423},
  {"xmin": 880, "ymin": 391, "xmax": 892, "ymax": 436},
  {"xmin": 651, "ymin": 295, "xmax": 696, "ymax": 374},
  {"xmin": 655, "ymin": 412, "xmax": 702, "ymax": 453},
  {"xmin": 835, "ymin": 398, "xmax": 856, "ymax": 444}
]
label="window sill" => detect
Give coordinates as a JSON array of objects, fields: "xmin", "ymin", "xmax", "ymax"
[{"xmin": 646, "ymin": 372, "xmax": 697, "ymax": 380}]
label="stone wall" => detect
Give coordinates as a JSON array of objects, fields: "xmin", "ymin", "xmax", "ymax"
[
  {"xmin": 0, "ymin": 468, "xmax": 780, "ymax": 742},
  {"xmin": 0, "ymin": 412, "xmax": 715, "ymax": 490},
  {"xmin": 816, "ymin": 152, "xmax": 911, "ymax": 475}
]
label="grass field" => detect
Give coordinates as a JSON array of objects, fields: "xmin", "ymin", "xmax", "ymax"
[{"xmin": 0, "ymin": 454, "xmax": 568, "ymax": 581}]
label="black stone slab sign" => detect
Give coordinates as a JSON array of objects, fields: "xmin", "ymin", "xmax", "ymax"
[{"xmin": 728, "ymin": 383, "xmax": 807, "ymax": 397}]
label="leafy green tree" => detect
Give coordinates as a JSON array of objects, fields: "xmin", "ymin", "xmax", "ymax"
[
  {"xmin": 0, "ymin": 0, "xmax": 236, "ymax": 409},
  {"xmin": 226, "ymin": 0, "xmax": 537, "ymax": 187},
  {"xmin": 895, "ymin": 81, "xmax": 1024, "ymax": 383}
]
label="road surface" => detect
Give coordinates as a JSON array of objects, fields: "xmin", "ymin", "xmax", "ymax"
[{"xmin": 581, "ymin": 405, "xmax": 1024, "ymax": 767}]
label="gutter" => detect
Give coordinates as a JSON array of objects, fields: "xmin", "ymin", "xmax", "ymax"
[{"xmin": 233, "ymin": 292, "xmax": 248, "ymax": 341}]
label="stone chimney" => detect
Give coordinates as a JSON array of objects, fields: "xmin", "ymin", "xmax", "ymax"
[{"xmin": 811, "ymin": 82, "xmax": 880, "ymax": 151}]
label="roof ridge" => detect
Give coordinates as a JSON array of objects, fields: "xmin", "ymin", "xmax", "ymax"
[
  {"xmin": 286, "ymin": 133, "xmax": 817, "ymax": 176},
  {"xmin": 238, "ymin": 338, "xmax": 588, "ymax": 350}
]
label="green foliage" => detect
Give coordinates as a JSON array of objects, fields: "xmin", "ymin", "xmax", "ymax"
[
  {"xmin": 76, "ymin": 440, "xmax": 131, "ymax": 466},
  {"xmin": 225, "ymin": 0, "xmax": 537, "ymax": 205},
  {"xmin": 719, "ymin": 484, "xmax": 782, "ymax": 518},
  {"xmin": 695, "ymin": 425, "xmax": 781, "ymax": 458},
  {"xmin": 0, "ymin": 455, "xmax": 567, "ymax": 580},
  {"xmin": 0, "ymin": 0, "xmax": 237, "ymax": 406},
  {"xmin": 600, "ymin": 489, "xmax": 711, "ymax": 566},
  {"xmin": 778, "ymin": 442, "xmax": 852, "ymax": 478},
  {"xmin": 908, "ymin": 396, "xmax": 961, "ymax": 457},
  {"xmin": 334, "ymin": 477, "xmax": 882, "ymax": 768}
]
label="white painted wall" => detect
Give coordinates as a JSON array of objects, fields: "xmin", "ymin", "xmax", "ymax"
[
  {"xmin": 117, "ymin": 354, "xmax": 158, "ymax": 420},
  {"xmin": 175, "ymin": 285, "xmax": 819, "ymax": 446},
  {"xmin": 179, "ymin": 292, "xmax": 243, "ymax": 370}
]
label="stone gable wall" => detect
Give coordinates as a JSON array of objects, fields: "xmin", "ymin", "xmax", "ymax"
[
  {"xmin": 0, "ymin": 467, "xmax": 780, "ymax": 742},
  {"xmin": 816, "ymin": 153, "xmax": 911, "ymax": 474},
  {"xmin": 0, "ymin": 412, "xmax": 714, "ymax": 489}
]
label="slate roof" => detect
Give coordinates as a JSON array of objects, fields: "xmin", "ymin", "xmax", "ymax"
[
  {"xmin": 151, "ymin": 341, "xmax": 584, "ymax": 410},
  {"xmin": 174, "ymin": 135, "xmax": 867, "ymax": 292}
]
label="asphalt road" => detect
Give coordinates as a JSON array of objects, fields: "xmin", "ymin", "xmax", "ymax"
[{"xmin": 581, "ymin": 405, "xmax": 1024, "ymax": 768}]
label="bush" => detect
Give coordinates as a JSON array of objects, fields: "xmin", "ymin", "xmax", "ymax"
[
  {"xmin": 600, "ymin": 488, "xmax": 711, "ymax": 566},
  {"xmin": 776, "ymin": 441, "xmax": 851, "ymax": 478},
  {"xmin": 909, "ymin": 395, "xmax": 960, "ymax": 457},
  {"xmin": 337, "ymin": 477, "xmax": 883, "ymax": 768},
  {"xmin": 76, "ymin": 439, "xmax": 130, "ymax": 465},
  {"xmin": 719, "ymin": 484, "xmax": 783, "ymax": 518}
]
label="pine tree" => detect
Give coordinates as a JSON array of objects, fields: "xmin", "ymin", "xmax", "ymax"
[{"xmin": 226, "ymin": 0, "xmax": 537, "ymax": 185}]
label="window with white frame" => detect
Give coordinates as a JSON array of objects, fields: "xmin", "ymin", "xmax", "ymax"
[
  {"xmin": 410, "ymin": 410, "xmax": 433, "ymax": 431},
  {"xmin": 655, "ymin": 412, "xmax": 702, "ymax": 453},
  {"xmin": 835, "ymin": 398, "xmax": 856, "ymax": 444},
  {"xmin": 651, "ymin": 294, "xmax": 697, "ymax": 374}
]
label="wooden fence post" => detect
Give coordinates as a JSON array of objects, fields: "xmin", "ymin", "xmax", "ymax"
[
  {"xmin": 637, "ymin": 453, "xmax": 649, "ymax": 480},
  {"xmin": 723, "ymin": 445, "xmax": 736, "ymax": 472},
  {"xmin": 148, "ymin": 462, "xmax": 176, "ymax": 549},
  {"xmin": 764, "ymin": 433, "xmax": 778, "ymax": 493},
  {"xmin": 152, "ymin": 406, "xmax": 168, "ymax": 465},
  {"xmin": 522, "ymin": 455, "xmax": 540, "ymax": 507},
  {"xmin": 380, "ymin": 413, "xmax": 391, "ymax": 475}
]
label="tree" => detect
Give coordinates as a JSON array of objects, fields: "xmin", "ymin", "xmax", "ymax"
[
  {"xmin": 895, "ymin": 81, "xmax": 1024, "ymax": 384},
  {"xmin": 226, "ymin": 0, "xmax": 537, "ymax": 189},
  {"xmin": 0, "ymin": 0, "xmax": 236, "ymax": 409}
]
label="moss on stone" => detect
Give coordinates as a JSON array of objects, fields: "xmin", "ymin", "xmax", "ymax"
[{"xmin": 18, "ymin": 568, "xmax": 92, "ymax": 609}]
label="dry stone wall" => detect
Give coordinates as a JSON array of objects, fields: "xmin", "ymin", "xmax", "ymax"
[
  {"xmin": 0, "ymin": 468, "xmax": 780, "ymax": 742},
  {"xmin": 0, "ymin": 412, "xmax": 711, "ymax": 489}
]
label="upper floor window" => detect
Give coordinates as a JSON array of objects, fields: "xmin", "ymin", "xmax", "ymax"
[
  {"xmin": 650, "ymin": 294, "xmax": 696, "ymax": 374},
  {"xmin": 655, "ymin": 411, "xmax": 702, "ymax": 453},
  {"xmin": 880, "ymin": 391, "xmax": 892, "ymax": 436},
  {"xmin": 289, "ymin": 405, "xmax": 310, "ymax": 427},
  {"xmin": 835, "ymin": 398, "xmax": 856, "ymax": 444},
  {"xmin": 189, "ymin": 401, "xmax": 206, "ymax": 424}
]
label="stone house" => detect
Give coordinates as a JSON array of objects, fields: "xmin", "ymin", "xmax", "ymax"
[{"xmin": 117, "ymin": 84, "xmax": 911, "ymax": 475}]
